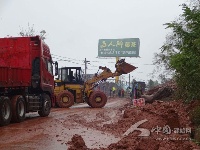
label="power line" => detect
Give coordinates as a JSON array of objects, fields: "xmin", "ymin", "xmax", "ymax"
[
  {"xmin": 52, "ymin": 53, "xmax": 155, "ymax": 69},
  {"xmin": 52, "ymin": 53, "xmax": 103, "ymax": 63}
]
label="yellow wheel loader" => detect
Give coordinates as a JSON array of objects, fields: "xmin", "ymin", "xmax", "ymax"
[{"xmin": 54, "ymin": 59, "xmax": 137, "ymax": 108}]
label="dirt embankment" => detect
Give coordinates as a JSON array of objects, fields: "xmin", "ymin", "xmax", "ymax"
[
  {"xmin": 68, "ymin": 99, "xmax": 200, "ymax": 150},
  {"xmin": 142, "ymin": 80, "xmax": 177, "ymax": 103}
]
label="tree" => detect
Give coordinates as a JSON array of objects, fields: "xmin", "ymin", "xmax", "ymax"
[
  {"xmin": 146, "ymin": 79, "xmax": 159, "ymax": 89},
  {"xmin": 154, "ymin": 1, "xmax": 200, "ymax": 101},
  {"xmin": 19, "ymin": 23, "xmax": 47, "ymax": 41},
  {"xmin": 159, "ymin": 74, "xmax": 170, "ymax": 84}
]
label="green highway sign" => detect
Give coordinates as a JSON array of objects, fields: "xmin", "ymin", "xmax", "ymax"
[{"xmin": 98, "ymin": 38, "xmax": 140, "ymax": 57}]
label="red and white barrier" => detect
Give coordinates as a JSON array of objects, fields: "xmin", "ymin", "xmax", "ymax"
[{"xmin": 133, "ymin": 98, "xmax": 145, "ymax": 107}]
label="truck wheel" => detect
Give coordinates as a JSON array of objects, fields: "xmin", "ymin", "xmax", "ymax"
[
  {"xmin": 88, "ymin": 91, "xmax": 107, "ymax": 108},
  {"xmin": 0, "ymin": 97, "xmax": 12, "ymax": 126},
  {"xmin": 56, "ymin": 91, "xmax": 74, "ymax": 108},
  {"xmin": 38, "ymin": 94, "xmax": 51, "ymax": 117},
  {"xmin": 11, "ymin": 95, "xmax": 26, "ymax": 123}
]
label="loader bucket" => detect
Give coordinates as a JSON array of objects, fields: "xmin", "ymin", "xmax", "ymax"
[{"xmin": 115, "ymin": 59, "xmax": 137, "ymax": 74}]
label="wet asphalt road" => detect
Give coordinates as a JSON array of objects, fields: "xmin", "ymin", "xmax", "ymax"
[{"xmin": 0, "ymin": 98, "xmax": 129, "ymax": 150}]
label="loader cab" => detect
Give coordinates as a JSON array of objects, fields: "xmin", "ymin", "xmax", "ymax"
[{"xmin": 58, "ymin": 67, "xmax": 84, "ymax": 84}]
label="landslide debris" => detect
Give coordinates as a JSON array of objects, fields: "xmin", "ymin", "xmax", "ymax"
[
  {"xmin": 68, "ymin": 99, "xmax": 200, "ymax": 150},
  {"xmin": 67, "ymin": 81, "xmax": 200, "ymax": 150},
  {"xmin": 67, "ymin": 134, "xmax": 88, "ymax": 150},
  {"xmin": 142, "ymin": 79, "xmax": 177, "ymax": 103},
  {"xmin": 101, "ymin": 100, "xmax": 199, "ymax": 150}
]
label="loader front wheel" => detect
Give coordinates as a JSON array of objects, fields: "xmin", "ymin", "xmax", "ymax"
[
  {"xmin": 56, "ymin": 91, "xmax": 74, "ymax": 108},
  {"xmin": 88, "ymin": 91, "xmax": 107, "ymax": 108}
]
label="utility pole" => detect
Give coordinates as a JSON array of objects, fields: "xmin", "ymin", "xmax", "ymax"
[
  {"xmin": 84, "ymin": 58, "xmax": 90, "ymax": 80},
  {"xmin": 129, "ymin": 74, "xmax": 130, "ymax": 88}
]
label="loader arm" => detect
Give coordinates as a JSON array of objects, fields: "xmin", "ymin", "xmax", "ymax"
[{"xmin": 83, "ymin": 59, "xmax": 137, "ymax": 93}]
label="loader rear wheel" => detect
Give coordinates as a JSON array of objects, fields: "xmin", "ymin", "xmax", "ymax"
[
  {"xmin": 0, "ymin": 97, "xmax": 12, "ymax": 126},
  {"xmin": 56, "ymin": 91, "xmax": 74, "ymax": 108},
  {"xmin": 38, "ymin": 94, "xmax": 51, "ymax": 117},
  {"xmin": 88, "ymin": 91, "xmax": 107, "ymax": 108},
  {"xmin": 11, "ymin": 95, "xmax": 26, "ymax": 123}
]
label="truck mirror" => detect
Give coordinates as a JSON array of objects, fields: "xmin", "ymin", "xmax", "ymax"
[{"xmin": 55, "ymin": 61, "xmax": 58, "ymax": 76}]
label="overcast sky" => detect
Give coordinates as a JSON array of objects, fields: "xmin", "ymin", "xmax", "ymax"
[{"xmin": 0, "ymin": 0, "xmax": 185, "ymax": 82}]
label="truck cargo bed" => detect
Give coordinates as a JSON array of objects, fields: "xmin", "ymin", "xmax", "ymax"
[
  {"xmin": 0, "ymin": 37, "xmax": 32, "ymax": 87},
  {"xmin": 0, "ymin": 67, "xmax": 31, "ymax": 87}
]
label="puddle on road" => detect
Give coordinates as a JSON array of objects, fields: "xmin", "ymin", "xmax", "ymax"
[{"xmin": 42, "ymin": 121, "xmax": 121, "ymax": 149}]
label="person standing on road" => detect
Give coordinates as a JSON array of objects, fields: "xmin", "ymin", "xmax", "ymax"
[
  {"xmin": 112, "ymin": 86, "xmax": 116, "ymax": 97},
  {"xmin": 118, "ymin": 89, "xmax": 121, "ymax": 97},
  {"xmin": 121, "ymin": 89, "xmax": 124, "ymax": 98}
]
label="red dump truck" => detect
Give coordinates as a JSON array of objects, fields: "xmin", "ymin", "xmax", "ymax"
[{"xmin": 0, "ymin": 36, "xmax": 58, "ymax": 126}]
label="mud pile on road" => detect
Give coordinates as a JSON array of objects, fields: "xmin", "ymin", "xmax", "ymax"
[
  {"xmin": 68, "ymin": 100, "xmax": 200, "ymax": 150},
  {"xmin": 102, "ymin": 100, "xmax": 199, "ymax": 150},
  {"xmin": 67, "ymin": 134, "xmax": 88, "ymax": 150}
]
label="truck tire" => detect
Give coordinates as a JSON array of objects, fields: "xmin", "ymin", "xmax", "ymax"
[
  {"xmin": 11, "ymin": 95, "xmax": 26, "ymax": 123},
  {"xmin": 38, "ymin": 94, "xmax": 51, "ymax": 117},
  {"xmin": 0, "ymin": 97, "xmax": 12, "ymax": 126},
  {"xmin": 56, "ymin": 90, "xmax": 74, "ymax": 108},
  {"xmin": 88, "ymin": 91, "xmax": 107, "ymax": 108}
]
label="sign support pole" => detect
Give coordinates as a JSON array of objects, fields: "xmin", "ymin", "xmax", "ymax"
[{"xmin": 115, "ymin": 56, "xmax": 120, "ymax": 83}]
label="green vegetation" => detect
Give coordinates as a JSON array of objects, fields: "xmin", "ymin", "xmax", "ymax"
[
  {"xmin": 191, "ymin": 106, "xmax": 200, "ymax": 125},
  {"xmin": 154, "ymin": 1, "xmax": 200, "ymax": 102},
  {"xmin": 146, "ymin": 79, "xmax": 159, "ymax": 89}
]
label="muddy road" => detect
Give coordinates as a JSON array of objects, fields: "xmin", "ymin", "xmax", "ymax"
[{"xmin": 0, "ymin": 98, "xmax": 128, "ymax": 150}]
